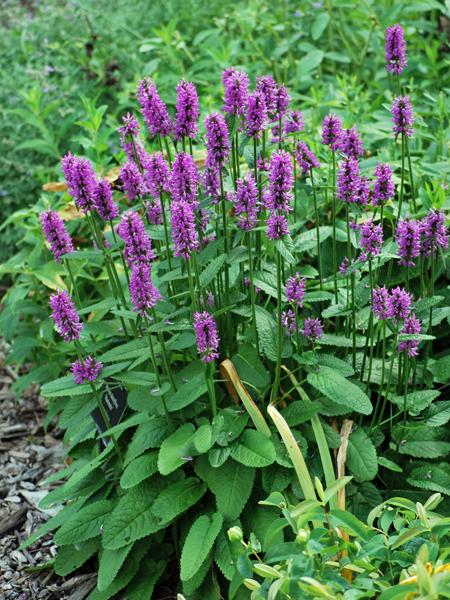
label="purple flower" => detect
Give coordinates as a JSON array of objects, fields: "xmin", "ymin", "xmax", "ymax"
[
  {"xmin": 386, "ymin": 24, "xmax": 407, "ymax": 75},
  {"xmin": 340, "ymin": 126, "xmax": 364, "ymax": 159},
  {"xmin": 372, "ymin": 286, "xmax": 390, "ymax": 320},
  {"xmin": 40, "ymin": 210, "xmax": 74, "ymax": 262},
  {"xmin": 94, "ymin": 180, "xmax": 119, "ymax": 221},
  {"xmin": 171, "ymin": 200, "xmax": 200, "ymax": 259},
  {"xmin": 267, "ymin": 213, "xmax": 289, "ymax": 239},
  {"xmin": 294, "ymin": 141, "xmax": 320, "ymax": 173},
  {"xmin": 392, "ymin": 96, "xmax": 413, "ymax": 138},
  {"xmin": 257, "ymin": 157, "xmax": 270, "ymax": 172},
  {"xmin": 232, "ymin": 173, "xmax": 259, "ymax": 231},
  {"xmin": 174, "ymin": 80, "xmax": 199, "ymax": 140},
  {"xmin": 223, "ymin": 69, "xmax": 249, "ymax": 116},
  {"xmin": 355, "ymin": 176, "xmax": 370, "ymax": 206},
  {"xmin": 339, "ymin": 257, "xmax": 350, "ymax": 275},
  {"xmin": 145, "ymin": 199, "xmax": 163, "ymax": 225},
  {"xmin": 205, "ymin": 113, "xmax": 230, "ymax": 167},
  {"xmin": 388, "ymin": 286, "xmax": 412, "ymax": 320},
  {"xmin": 398, "ymin": 314, "xmax": 421, "ymax": 358},
  {"xmin": 61, "ymin": 153, "xmax": 97, "ymax": 212},
  {"xmin": 245, "ymin": 91, "xmax": 267, "ymax": 139},
  {"xmin": 419, "ymin": 209, "xmax": 449, "ymax": 257},
  {"xmin": 303, "ymin": 318, "xmax": 323, "ymax": 342},
  {"xmin": 193, "ymin": 311, "xmax": 220, "ymax": 362},
  {"xmin": 337, "ymin": 158, "xmax": 360, "ymax": 203},
  {"xmin": 116, "ymin": 210, "xmax": 156, "ymax": 266},
  {"xmin": 49, "ymin": 290, "xmax": 83, "ymax": 342},
  {"xmin": 71, "ymin": 356, "xmax": 103, "ymax": 384},
  {"xmin": 137, "ymin": 78, "xmax": 172, "ymax": 137},
  {"xmin": 285, "ymin": 273, "xmax": 306, "ymax": 307},
  {"xmin": 282, "ymin": 309, "xmax": 297, "ymax": 335},
  {"xmin": 118, "ymin": 113, "xmax": 144, "ymax": 162},
  {"xmin": 129, "ymin": 263, "xmax": 162, "ymax": 316},
  {"xmin": 395, "ymin": 219, "xmax": 421, "ymax": 266},
  {"xmin": 373, "ymin": 163, "xmax": 395, "ymax": 206},
  {"xmin": 144, "ymin": 152, "xmax": 170, "ymax": 198},
  {"xmin": 321, "ymin": 114, "xmax": 343, "ymax": 151},
  {"xmin": 169, "ymin": 152, "xmax": 200, "ymax": 206},
  {"xmin": 284, "ymin": 111, "xmax": 304, "ymax": 135},
  {"xmin": 120, "ymin": 161, "xmax": 146, "ymax": 201},
  {"xmin": 265, "ymin": 150, "xmax": 294, "ymax": 213},
  {"xmin": 274, "ymin": 84, "xmax": 290, "ymax": 115},
  {"xmin": 202, "ymin": 156, "xmax": 220, "ymax": 202},
  {"xmin": 358, "ymin": 219, "xmax": 383, "ymax": 261},
  {"xmin": 256, "ymin": 76, "xmax": 278, "ymax": 113}
]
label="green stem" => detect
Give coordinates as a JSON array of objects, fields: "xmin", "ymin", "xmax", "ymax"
[
  {"xmin": 397, "ymin": 133, "xmax": 405, "ymax": 224},
  {"xmin": 206, "ymin": 361, "xmax": 217, "ymax": 417},
  {"xmin": 332, "ymin": 152, "xmax": 338, "ymax": 303},
  {"xmin": 404, "ymin": 137, "xmax": 417, "ymax": 214},
  {"xmin": 247, "ymin": 232, "xmax": 260, "ymax": 355},
  {"xmin": 310, "ymin": 169, "xmax": 323, "ymax": 289},
  {"xmin": 146, "ymin": 324, "xmax": 172, "ymax": 427},
  {"xmin": 219, "ymin": 168, "xmax": 232, "ymax": 354},
  {"xmin": 271, "ymin": 250, "xmax": 283, "ymax": 402},
  {"xmin": 377, "ymin": 321, "xmax": 399, "ymax": 426},
  {"xmin": 371, "ymin": 320, "xmax": 386, "ymax": 427},
  {"xmin": 150, "ymin": 308, "xmax": 178, "ymax": 393}
]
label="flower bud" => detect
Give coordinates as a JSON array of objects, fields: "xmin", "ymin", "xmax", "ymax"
[{"xmin": 227, "ymin": 526, "xmax": 243, "ymax": 542}]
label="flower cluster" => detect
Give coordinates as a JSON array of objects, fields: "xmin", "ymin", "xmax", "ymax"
[
  {"xmin": 294, "ymin": 141, "xmax": 319, "ymax": 174},
  {"xmin": 171, "ymin": 200, "xmax": 200, "ymax": 259},
  {"xmin": 193, "ymin": 311, "xmax": 220, "ymax": 362},
  {"xmin": 265, "ymin": 150, "xmax": 293, "ymax": 238},
  {"xmin": 129, "ymin": 263, "xmax": 162, "ymax": 316},
  {"xmin": 385, "ymin": 24, "xmax": 407, "ymax": 75},
  {"xmin": 419, "ymin": 209, "xmax": 448, "ymax": 257},
  {"xmin": 285, "ymin": 273, "xmax": 306, "ymax": 307},
  {"xmin": 372, "ymin": 286, "xmax": 412, "ymax": 321},
  {"xmin": 232, "ymin": 174, "xmax": 259, "ymax": 231},
  {"xmin": 245, "ymin": 91, "xmax": 267, "ymax": 139},
  {"xmin": 137, "ymin": 78, "xmax": 172, "ymax": 137},
  {"xmin": 120, "ymin": 162, "xmax": 146, "ymax": 201},
  {"xmin": 373, "ymin": 163, "xmax": 395, "ymax": 206},
  {"xmin": 116, "ymin": 210, "xmax": 156, "ymax": 266},
  {"xmin": 396, "ymin": 219, "xmax": 420, "ymax": 266},
  {"xmin": 40, "ymin": 211, "xmax": 74, "ymax": 262},
  {"xmin": 223, "ymin": 69, "xmax": 249, "ymax": 116},
  {"xmin": 144, "ymin": 152, "xmax": 170, "ymax": 198},
  {"xmin": 398, "ymin": 314, "xmax": 421, "ymax": 358},
  {"xmin": 281, "ymin": 309, "xmax": 297, "ymax": 335},
  {"xmin": 71, "ymin": 356, "xmax": 103, "ymax": 384},
  {"xmin": 340, "ymin": 126, "xmax": 363, "ymax": 159},
  {"xmin": 205, "ymin": 113, "xmax": 230, "ymax": 167},
  {"xmin": 169, "ymin": 152, "xmax": 200, "ymax": 206},
  {"xmin": 49, "ymin": 290, "xmax": 83, "ymax": 342},
  {"xmin": 303, "ymin": 318, "xmax": 323, "ymax": 342},
  {"xmin": 321, "ymin": 114, "xmax": 343, "ymax": 151},
  {"xmin": 392, "ymin": 96, "xmax": 413, "ymax": 138},
  {"xmin": 94, "ymin": 180, "xmax": 119, "ymax": 221},
  {"xmin": 61, "ymin": 153, "xmax": 97, "ymax": 212},
  {"xmin": 174, "ymin": 80, "xmax": 199, "ymax": 141},
  {"xmin": 358, "ymin": 219, "xmax": 383, "ymax": 261}
]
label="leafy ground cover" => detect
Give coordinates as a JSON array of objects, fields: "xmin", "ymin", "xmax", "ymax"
[{"xmin": 1, "ymin": 1, "xmax": 449, "ymax": 599}]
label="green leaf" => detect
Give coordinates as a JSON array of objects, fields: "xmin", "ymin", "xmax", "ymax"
[
  {"xmin": 54, "ymin": 538, "xmax": 99, "ymax": 576},
  {"xmin": 124, "ymin": 418, "xmax": 170, "ymax": 466},
  {"xmin": 378, "ymin": 457, "xmax": 402, "ymax": 473},
  {"xmin": 311, "ymin": 12, "xmax": 330, "ymax": 40},
  {"xmin": 167, "ymin": 374, "xmax": 208, "ymax": 411},
  {"xmin": 320, "ymin": 333, "xmax": 366, "ymax": 348},
  {"xmin": 282, "ymin": 400, "xmax": 320, "ymax": 426},
  {"xmin": 389, "ymin": 390, "xmax": 440, "ymax": 416},
  {"xmin": 180, "ymin": 513, "xmax": 223, "ymax": 581},
  {"xmin": 152, "ymin": 477, "xmax": 207, "ymax": 524},
  {"xmin": 124, "ymin": 559, "xmax": 165, "ymax": 600},
  {"xmin": 214, "ymin": 530, "xmax": 235, "ymax": 581},
  {"xmin": 97, "ymin": 544, "xmax": 133, "ymax": 591},
  {"xmin": 390, "ymin": 526, "xmax": 429, "ymax": 549},
  {"xmin": 255, "ymin": 306, "xmax": 291, "ymax": 362},
  {"xmin": 120, "ymin": 451, "xmax": 158, "ymax": 489},
  {"xmin": 407, "ymin": 464, "xmax": 450, "ymax": 496},
  {"xmin": 231, "ymin": 430, "xmax": 276, "ymax": 467},
  {"xmin": 158, "ymin": 423, "xmax": 196, "ymax": 475},
  {"xmin": 194, "ymin": 424, "xmax": 213, "ymax": 453},
  {"xmin": 429, "ymin": 355, "xmax": 450, "ymax": 383},
  {"xmin": 316, "ymin": 353, "xmax": 354, "ymax": 377},
  {"xmin": 200, "ymin": 254, "xmax": 227, "ymax": 288},
  {"xmin": 329, "ymin": 509, "xmax": 370, "ymax": 541},
  {"xmin": 54, "ymin": 500, "xmax": 114, "ymax": 546},
  {"xmin": 425, "ymin": 401, "xmax": 450, "ymax": 427},
  {"xmin": 195, "ymin": 457, "xmax": 255, "ymax": 521},
  {"xmin": 347, "ymin": 429, "xmax": 378, "ymax": 482},
  {"xmin": 395, "ymin": 426, "xmax": 450, "ymax": 458},
  {"xmin": 307, "ymin": 366, "xmax": 372, "ymax": 415}
]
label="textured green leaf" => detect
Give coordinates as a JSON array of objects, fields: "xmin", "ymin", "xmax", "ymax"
[
  {"xmin": 54, "ymin": 500, "xmax": 114, "ymax": 546},
  {"xmin": 316, "ymin": 353, "xmax": 354, "ymax": 377},
  {"xmin": 124, "ymin": 559, "xmax": 165, "ymax": 600},
  {"xmin": 282, "ymin": 400, "xmax": 320, "ymax": 426},
  {"xmin": 120, "ymin": 451, "xmax": 158, "ymax": 489},
  {"xmin": 152, "ymin": 477, "xmax": 207, "ymax": 524},
  {"xmin": 347, "ymin": 429, "xmax": 378, "ymax": 482},
  {"xmin": 390, "ymin": 390, "xmax": 440, "ymax": 416},
  {"xmin": 97, "ymin": 543, "xmax": 133, "ymax": 591},
  {"xmin": 182, "ymin": 552, "xmax": 213, "ymax": 595},
  {"xmin": 195, "ymin": 457, "xmax": 255, "ymax": 521},
  {"xmin": 429, "ymin": 355, "xmax": 450, "ymax": 383},
  {"xmin": 395, "ymin": 426, "xmax": 450, "ymax": 458},
  {"xmin": 214, "ymin": 529, "xmax": 235, "ymax": 581},
  {"xmin": 425, "ymin": 401, "xmax": 450, "ymax": 427},
  {"xmin": 180, "ymin": 513, "xmax": 223, "ymax": 581},
  {"xmin": 102, "ymin": 480, "xmax": 164, "ymax": 549},
  {"xmin": 54, "ymin": 538, "xmax": 99, "ymax": 576},
  {"xmin": 307, "ymin": 366, "xmax": 372, "ymax": 415},
  {"xmin": 167, "ymin": 374, "xmax": 207, "ymax": 411},
  {"xmin": 231, "ymin": 429, "xmax": 276, "ymax": 467},
  {"xmin": 407, "ymin": 464, "xmax": 450, "ymax": 495},
  {"xmin": 320, "ymin": 333, "xmax": 366, "ymax": 348},
  {"xmin": 255, "ymin": 306, "xmax": 291, "ymax": 361},
  {"xmin": 194, "ymin": 424, "xmax": 213, "ymax": 453},
  {"xmin": 200, "ymin": 254, "xmax": 227, "ymax": 288},
  {"xmin": 158, "ymin": 423, "xmax": 196, "ymax": 475},
  {"xmin": 311, "ymin": 12, "xmax": 330, "ymax": 40},
  {"xmin": 124, "ymin": 418, "xmax": 170, "ymax": 466}
]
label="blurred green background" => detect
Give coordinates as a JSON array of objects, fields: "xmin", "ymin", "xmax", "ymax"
[{"xmin": 1, "ymin": 0, "xmax": 449, "ymax": 260}]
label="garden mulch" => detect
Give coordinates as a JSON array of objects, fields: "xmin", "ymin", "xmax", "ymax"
[{"xmin": 0, "ymin": 344, "xmax": 96, "ymax": 600}]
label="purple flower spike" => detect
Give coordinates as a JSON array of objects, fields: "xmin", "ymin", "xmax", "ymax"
[
  {"xmin": 339, "ymin": 257, "xmax": 350, "ymax": 275},
  {"xmin": 174, "ymin": 80, "xmax": 199, "ymax": 140},
  {"xmin": 205, "ymin": 113, "xmax": 230, "ymax": 167},
  {"xmin": 118, "ymin": 113, "xmax": 143, "ymax": 162},
  {"xmin": 120, "ymin": 161, "xmax": 146, "ymax": 201},
  {"xmin": 321, "ymin": 114, "xmax": 343, "ymax": 151},
  {"xmin": 398, "ymin": 314, "xmax": 421, "ymax": 358},
  {"xmin": 386, "ymin": 24, "xmax": 407, "ymax": 75},
  {"xmin": 284, "ymin": 110, "xmax": 305, "ymax": 135},
  {"xmin": 266, "ymin": 150, "xmax": 294, "ymax": 213},
  {"xmin": 169, "ymin": 152, "xmax": 200, "ymax": 206},
  {"xmin": 146, "ymin": 199, "xmax": 163, "ymax": 225},
  {"xmin": 337, "ymin": 158, "xmax": 360, "ymax": 203},
  {"xmin": 61, "ymin": 153, "xmax": 97, "ymax": 212},
  {"xmin": 395, "ymin": 219, "xmax": 420, "ymax": 266},
  {"xmin": 193, "ymin": 311, "xmax": 220, "ymax": 363},
  {"xmin": 232, "ymin": 173, "xmax": 259, "ymax": 231},
  {"xmin": 294, "ymin": 141, "xmax": 320, "ymax": 173},
  {"xmin": 274, "ymin": 84, "xmax": 290, "ymax": 115},
  {"xmin": 223, "ymin": 69, "xmax": 249, "ymax": 116},
  {"xmin": 137, "ymin": 78, "xmax": 172, "ymax": 137},
  {"xmin": 171, "ymin": 200, "xmax": 200, "ymax": 259},
  {"xmin": 202, "ymin": 156, "xmax": 220, "ymax": 203},
  {"xmin": 388, "ymin": 286, "xmax": 412, "ymax": 320},
  {"xmin": 282, "ymin": 309, "xmax": 297, "ymax": 336},
  {"xmin": 245, "ymin": 91, "xmax": 267, "ymax": 139},
  {"xmin": 285, "ymin": 273, "xmax": 306, "ymax": 307},
  {"xmin": 358, "ymin": 219, "xmax": 383, "ymax": 261},
  {"xmin": 267, "ymin": 213, "xmax": 289, "ymax": 239},
  {"xmin": 144, "ymin": 152, "xmax": 170, "ymax": 198},
  {"xmin": 340, "ymin": 126, "xmax": 364, "ymax": 159},
  {"xmin": 372, "ymin": 286, "xmax": 390, "ymax": 320},
  {"xmin": 373, "ymin": 163, "xmax": 395, "ymax": 206},
  {"xmin": 40, "ymin": 210, "xmax": 74, "ymax": 262},
  {"xmin": 130, "ymin": 263, "xmax": 162, "ymax": 316},
  {"xmin": 420, "ymin": 209, "xmax": 449, "ymax": 257},
  {"xmin": 71, "ymin": 356, "xmax": 103, "ymax": 384},
  {"xmin": 392, "ymin": 96, "xmax": 413, "ymax": 138},
  {"xmin": 116, "ymin": 210, "xmax": 156, "ymax": 266},
  {"xmin": 49, "ymin": 290, "xmax": 83, "ymax": 342},
  {"xmin": 94, "ymin": 180, "xmax": 119, "ymax": 221},
  {"xmin": 303, "ymin": 317, "xmax": 323, "ymax": 342},
  {"xmin": 256, "ymin": 76, "xmax": 278, "ymax": 113}
]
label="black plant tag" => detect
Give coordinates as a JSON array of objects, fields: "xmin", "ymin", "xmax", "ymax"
[{"xmin": 91, "ymin": 379, "xmax": 128, "ymax": 447}]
